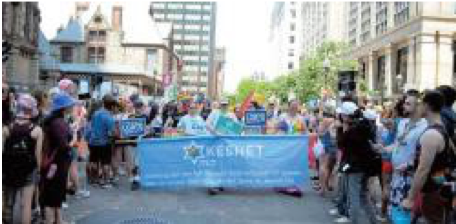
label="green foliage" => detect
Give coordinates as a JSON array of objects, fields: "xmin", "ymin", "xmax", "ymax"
[{"xmin": 229, "ymin": 41, "xmax": 358, "ymax": 104}]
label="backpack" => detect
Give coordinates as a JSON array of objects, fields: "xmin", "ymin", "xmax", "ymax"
[{"xmin": 3, "ymin": 123, "xmax": 37, "ymax": 187}]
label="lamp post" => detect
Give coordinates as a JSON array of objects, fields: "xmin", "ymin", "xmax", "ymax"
[{"xmin": 323, "ymin": 58, "xmax": 331, "ymax": 90}]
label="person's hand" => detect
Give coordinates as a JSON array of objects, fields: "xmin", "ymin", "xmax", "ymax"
[
  {"xmin": 395, "ymin": 163, "xmax": 409, "ymax": 172},
  {"xmin": 401, "ymin": 198, "xmax": 413, "ymax": 210}
]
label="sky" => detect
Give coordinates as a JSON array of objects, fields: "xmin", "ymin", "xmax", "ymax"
[{"xmin": 39, "ymin": 1, "xmax": 274, "ymax": 94}]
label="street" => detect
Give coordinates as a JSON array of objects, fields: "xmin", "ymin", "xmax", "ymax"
[{"xmin": 64, "ymin": 180, "xmax": 334, "ymax": 224}]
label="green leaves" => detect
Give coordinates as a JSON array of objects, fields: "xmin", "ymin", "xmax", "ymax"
[{"xmin": 229, "ymin": 41, "xmax": 357, "ymax": 105}]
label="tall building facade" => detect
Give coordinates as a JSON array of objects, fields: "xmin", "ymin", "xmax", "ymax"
[
  {"xmin": 2, "ymin": 2, "xmax": 41, "ymax": 92},
  {"xmin": 150, "ymin": 2, "xmax": 217, "ymax": 95},
  {"xmin": 301, "ymin": 2, "xmax": 347, "ymax": 59},
  {"xmin": 269, "ymin": 2, "xmax": 302, "ymax": 77},
  {"xmin": 347, "ymin": 2, "xmax": 456, "ymax": 99}
]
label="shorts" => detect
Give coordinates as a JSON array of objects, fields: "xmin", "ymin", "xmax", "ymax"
[
  {"xmin": 382, "ymin": 160, "xmax": 393, "ymax": 174},
  {"xmin": 89, "ymin": 144, "xmax": 112, "ymax": 165}
]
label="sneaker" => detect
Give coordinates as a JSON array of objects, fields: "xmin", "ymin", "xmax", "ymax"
[
  {"xmin": 329, "ymin": 208, "xmax": 339, "ymax": 216},
  {"xmin": 102, "ymin": 183, "xmax": 113, "ymax": 189},
  {"xmin": 62, "ymin": 202, "xmax": 69, "ymax": 210},
  {"xmin": 76, "ymin": 190, "xmax": 90, "ymax": 198},
  {"xmin": 207, "ymin": 188, "xmax": 219, "ymax": 196},
  {"xmin": 334, "ymin": 216, "xmax": 351, "ymax": 223},
  {"xmin": 375, "ymin": 215, "xmax": 387, "ymax": 223},
  {"xmin": 131, "ymin": 181, "xmax": 140, "ymax": 191}
]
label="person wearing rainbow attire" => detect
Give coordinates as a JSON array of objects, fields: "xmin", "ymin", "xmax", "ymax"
[{"xmin": 275, "ymin": 99, "xmax": 308, "ymax": 197}]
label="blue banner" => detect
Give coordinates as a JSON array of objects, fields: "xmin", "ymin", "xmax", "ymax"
[
  {"xmin": 120, "ymin": 118, "xmax": 146, "ymax": 138},
  {"xmin": 137, "ymin": 135, "xmax": 309, "ymax": 188}
]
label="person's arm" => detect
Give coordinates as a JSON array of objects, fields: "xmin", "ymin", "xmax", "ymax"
[
  {"xmin": 32, "ymin": 127, "xmax": 44, "ymax": 169},
  {"xmin": 317, "ymin": 118, "xmax": 328, "ymax": 137},
  {"xmin": 205, "ymin": 113, "xmax": 218, "ymax": 135},
  {"xmin": 406, "ymin": 130, "xmax": 443, "ymax": 201},
  {"xmin": 177, "ymin": 117, "xmax": 187, "ymax": 135},
  {"xmin": 3, "ymin": 127, "xmax": 9, "ymax": 153}
]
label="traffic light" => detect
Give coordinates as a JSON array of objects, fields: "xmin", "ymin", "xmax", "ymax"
[{"xmin": 2, "ymin": 41, "xmax": 12, "ymax": 62}]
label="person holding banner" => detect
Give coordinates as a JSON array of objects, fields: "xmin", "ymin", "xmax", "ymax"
[
  {"xmin": 127, "ymin": 99, "xmax": 149, "ymax": 191},
  {"xmin": 205, "ymin": 99, "xmax": 238, "ymax": 195},
  {"xmin": 206, "ymin": 99, "xmax": 238, "ymax": 135},
  {"xmin": 177, "ymin": 102, "xmax": 209, "ymax": 136},
  {"xmin": 275, "ymin": 99, "xmax": 307, "ymax": 198}
]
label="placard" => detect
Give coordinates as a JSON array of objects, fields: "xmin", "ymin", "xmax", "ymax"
[
  {"xmin": 120, "ymin": 118, "xmax": 147, "ymax": 138},
  {"xmin": 244, "ymin": 110, "xmax": 267, "ymax": 126},
  {"xmin": 215, "ymin": 116, "xmax": 243, "ymax": 135}
]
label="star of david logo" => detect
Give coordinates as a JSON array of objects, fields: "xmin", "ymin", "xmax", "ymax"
[{"xmin": 184, "ymin": 141, "xmax": 204, "ymax": 164}]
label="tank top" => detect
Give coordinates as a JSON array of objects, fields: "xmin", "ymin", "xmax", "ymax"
[{"xmin": 415, "ymin": 124, "xmax": 450, "ymax": 193}]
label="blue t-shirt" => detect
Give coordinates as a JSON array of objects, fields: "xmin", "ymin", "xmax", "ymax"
[{"xmin": 88, "ymin": 108, "xmax": 115, "ymax": 146}]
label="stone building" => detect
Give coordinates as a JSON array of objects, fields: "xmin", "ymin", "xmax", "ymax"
[
  {"xmin": 347, "ymin": 2, "xmax": 456, "ymax": 99},
  {"xmin": 40, "ymin": 3, "xmax": 181, "ymax": 98},
  {"xmin": 2, "ymin": 2, "xmax": 41, "ymax": 92}
]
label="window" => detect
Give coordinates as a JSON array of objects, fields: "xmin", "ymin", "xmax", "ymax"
[
  {"xmin": 88, "ymin": 30, "xmax": 106, "ymax": 42},
  {"xmin": 288, "ymin": 62, "xmax": 294, "ymax": 70},
  {"xmin": 186, "ymin": 4, "xmax": 202, "ymax": 10},
  {"xmin": 186, "ymin": 14, "xmax": 201, "ymax": 20},
  {"xmin": 290, "ymin": 9, "xmax": 296, "ymax": 18},
  {"xmin": 88, "ymin": 47, "xmax": 105, "ymax": 64},
  {"xmin": 94, "ymin": 16, "xmax": 102, "ymax": 23},
  {"xmin": 168, "ymin": 3, "xmax": 183, "ymax": 9},
  {"xmin": 288, "ymin": 50, "xmax": 294, "ymax": 57},
  {"xmin": 61, "ymin": 46, "xmax": 73, "ymax": 63},
  {"xmin": 289, "ymin": 36, "xmax": 295, "ymax": 44},
  {"xmin": 146, "ymin": 49, "xmax": 157, "ymax": 72},
  {"xmin": 290, "ymin": 23, "xmax": 295, "ymax": 31}
]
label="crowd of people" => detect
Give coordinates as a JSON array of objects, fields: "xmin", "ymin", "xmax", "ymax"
[{"xmin": 2, "ymin": 77, "xmax": 456, "ymax": 224}]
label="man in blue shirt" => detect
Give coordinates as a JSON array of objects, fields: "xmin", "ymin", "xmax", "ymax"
[{"xmin": 87, "ymin": 95, "xmax": 117, "ymax": 188}]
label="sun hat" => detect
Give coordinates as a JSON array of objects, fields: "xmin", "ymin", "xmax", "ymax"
[
  {"xmin": 363, "ymin": 109, "xmax": 378, "ymax": 121},
  {"xmin": 51, "ymin": 93, "xmax": 76, "ymax": 112}
]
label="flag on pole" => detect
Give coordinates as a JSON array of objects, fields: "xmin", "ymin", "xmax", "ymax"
[{"xmin": 239, "ymin": 90, "xmax": 255, "ymax": 117}]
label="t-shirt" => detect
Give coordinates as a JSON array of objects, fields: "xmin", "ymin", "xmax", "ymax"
[
  {"xmin": 178, "ymin": 114, "xmax": 208, "ymax": 136},
  {"xmin": 278, "ymin": 113, "xmax": 306, "ymax": 135},
  {"xmin": 88, "ymin": 108, "xmax": 116, "ymax": 146}
]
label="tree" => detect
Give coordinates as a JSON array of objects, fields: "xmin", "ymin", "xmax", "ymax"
[{"xmin": 229, "ymin": 41, "xmax": 358, "ymax": 105}]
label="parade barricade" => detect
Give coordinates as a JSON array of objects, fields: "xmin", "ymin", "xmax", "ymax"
[{"xmin": 136, "ymin": 135, "xmax": 310, "ymax": 189}]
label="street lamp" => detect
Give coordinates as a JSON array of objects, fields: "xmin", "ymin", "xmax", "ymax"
[{"xmin": 323, "ymin": 58, "xmax": 331, "ymax": 86}]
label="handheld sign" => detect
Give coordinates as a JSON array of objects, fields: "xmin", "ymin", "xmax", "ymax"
[
  {"xmin": 245, "ymin": 110, "xmax": 267, "ymax": 126},
  {"xmin": 215, "ymin": 116, "xmax": 243, "ymax": 135},
  {"xmin": 120, "ymin": 118, "xmax": 147, "ymax": 138}
]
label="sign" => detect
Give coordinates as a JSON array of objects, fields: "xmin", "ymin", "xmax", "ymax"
[
  {"xmin": 119, "ymin": 118, "xmax": 147, "ymax": 138},
  {"xmin": 138, "ymin": 135, "xmax": 309, "ymax": 188},
  {"xmin": 244, "ymin": 110, "xmax": 267, "ymax": 126},
  {"xmin": 215, "ymin": 116, "xmax": 243, "ymax": 135}
]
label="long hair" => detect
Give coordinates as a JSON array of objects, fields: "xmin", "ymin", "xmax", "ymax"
[{"xmin": 2, "ymin": 93, "xmax": 12, "ymax": 126}]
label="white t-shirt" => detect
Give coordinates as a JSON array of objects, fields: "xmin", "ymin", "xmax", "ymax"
[{"xmin": 178, "ymin": 114, "xmax": 209, "ymax": 136}]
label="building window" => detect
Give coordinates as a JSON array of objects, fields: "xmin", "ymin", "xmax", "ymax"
[
  {"xmin": 289, "ymin": 36, "xmax": 295, "ymax": 44},
  {"xmin": 88, "ymin": 47, "xmax": 105, "ymax": 64},
  {"xmin": 288, "ymin": 62, "xmax": 294, "ymax": 70},
  {"xmin": 61, "ymin": 46, "xmax": 73, "ymax": 63},
  {"xmin": 290, "ymin": 9, "xmax": 296, "ymax": 18},
  {"xmin": 88, "ymin": 30, "xmax": 106, "ymax": 42},
  {"xmin": 394, "ymin": 2, "xmax": 410, "ymax": 26},
  {"xmin": 290, "ymin": 23, "xmax": 295, "ymax": 31},
  {"xmin": 146, "ymin": 49, "xmax": 157, "ymax": 72},
  {"xmin": 288, "ymin": 50, "xmax": 294, "ymax": 57}
]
